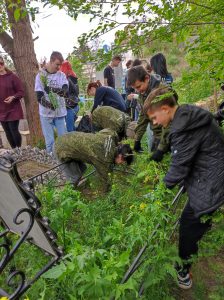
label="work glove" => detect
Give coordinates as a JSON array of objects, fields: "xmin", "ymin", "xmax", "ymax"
[
  {"xmin": 150, "ymin": 150, "xmax": 164, "ymax": 162},
  {"xmin": 52, "ymin": 87, "xmax": 65, "ymax": 97},
  {"xmin": 165, "ymin": 183, "xmax": 175, "ymax": 190},
  {"xmin": 134, "ymin": 140, "xmax": 144, "ymax": 153}
]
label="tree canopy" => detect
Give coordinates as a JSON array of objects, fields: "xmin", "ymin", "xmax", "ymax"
[{"xmin": 48, "ymin": 0, "xmax": 224, "ymax": 82}]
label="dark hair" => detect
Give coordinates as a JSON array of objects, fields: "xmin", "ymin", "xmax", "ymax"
[
  {"xmin": 117, "ymin": 144, "xmax": 134, "ymax": 165},
  {"xmin": 127, "ymin": 65, "xmax": 149, "ymax": 86},
  {"xmin": 132, "ymin": 58, "xmax": 151, "ymax": 73},
  {"xmin": 50, "ymin": 51, "xmax": 64, "ymax": 63},
  {"xmin": 143, "ymin": 85, "xmax": 177, "ymax": 114},
  {"xmin": 112, "ymin": 55, "xmax": 122, "ymax": 62},
  {"xmin": 150, "ymin": 53, "xmax": 169, "ymax": 78},
  {"xmin": 132, "ymin": 59, "xmax": 141, "ymax": 67},
  {"xmin": 87, "ymin": 80, "xmax": 102, "ymax": 94},
  {"xmin": 126, "ymin": 60, "xmax": 133, "ymax": 68}
]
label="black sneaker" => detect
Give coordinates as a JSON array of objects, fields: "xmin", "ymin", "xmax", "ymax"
[{"xmin": 177, "ymin": 269, "xmax": 192, "ymax": 290}]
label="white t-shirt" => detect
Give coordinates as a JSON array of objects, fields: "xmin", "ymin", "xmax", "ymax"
[{"xmin": 35, "ymin": 70, "xmax": 68, "ymax": 118}]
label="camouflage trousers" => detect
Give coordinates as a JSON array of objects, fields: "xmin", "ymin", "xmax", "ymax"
[{"xmin": 53, "ymin": 145, "xmax": 87, "ymax": 184}]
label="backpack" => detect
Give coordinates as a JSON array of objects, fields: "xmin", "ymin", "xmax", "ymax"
[
  {"xmin": 76, "ymin": 115, "xmax": 94, "ymax": 133},
  {"xmin": 66, "ymin": 77, "xmax": 80, "ymax": 108}
]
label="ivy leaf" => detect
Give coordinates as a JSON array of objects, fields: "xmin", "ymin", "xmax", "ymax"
[
  {"xmin": 42, "ymin": 262, "xmax": 66, "ymax": 279},
  {"xmin": 14, "ymin": 8, "xmax": 20, "ymax": 22}
]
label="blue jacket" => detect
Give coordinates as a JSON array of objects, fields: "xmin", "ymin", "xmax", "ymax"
[{"xmin": 91, "ymin": 86, "xmax": 126, "ymax": 113}]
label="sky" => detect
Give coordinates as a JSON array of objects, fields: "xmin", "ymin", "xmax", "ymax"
[
  {"xmin": 0, "ymin": 4, "xmax": 116, "ymax": 62},
  {"xmin": 33, "ymin": 5, "xmax": 114, "ymax": 62}
]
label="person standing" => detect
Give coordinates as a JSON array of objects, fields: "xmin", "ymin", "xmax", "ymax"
[
  {"xmin": 60, "ymin": 60, "xmax": 80, "ymax": 132},
  {"xmin": 0, "ymin": 56, "xmax": 24, "ymax": 148},
  {"xmin": 150, "ymin": 53, "xmax": 173, "ymax": 85},
  {"xmin": 35, "ymin": 51, "xmax": 68, "ymax": 153},
  {"xmin": 104, "ymin": 55, "xmax": 122, "ymax": 88}
]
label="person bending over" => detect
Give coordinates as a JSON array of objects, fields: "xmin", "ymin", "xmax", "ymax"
[
  {"xmin": 127, "ymin": 65, "xmax": 162, "ymax": 155},
  {"xmin": 143, "ymin": 86, "xmax": 224, "ymax": 290},
  {"xmin": 87, "ymin": 81, "xmax": 126, "ymax": 113},
  {"xmin": 92, "ymin": 106, "xmax": 131, "ymax": 140},
  {"xmin": 54, "ymin": 129, "xmax": 133, "ymax": 192}
]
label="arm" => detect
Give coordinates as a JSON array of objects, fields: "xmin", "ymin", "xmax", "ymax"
[
  {"xmin": 94, "ymin": 162, "xmax": 113, "ymax": 192},
  {"xmin": 35, "ymin": 73, "xmax": 55, "ymax": 110},
  {"xmin": 91, "ymin": 87, "xmax": 107, "ymax": 113},
  {"xmin": 104, "ymin": 68, "xmax": 109, "ymax": 86},
  {"xmin": 51, "ymin": 84, "xmax": 68, "ymax": 97},
  {"xmin": 164, "ymin": 131, "xmax": 201, "ymax": 188},
  {"xmin": 104, "ymin": 78, "xmax": 108, "ymax": 86},
  {"xmin": 36, "ymin": 91, "xmax": 55, "ymax": 110},
  {"xmin": 11, "ymin": 74, "xmax": 25, "ymax": 100},
  {"xmin": 134, "ymin": 111, "xmax": 149, "ymax": 141},
  {"xmin": 157, "ymin": 126, "xmax": 170, "ymax": 153}
]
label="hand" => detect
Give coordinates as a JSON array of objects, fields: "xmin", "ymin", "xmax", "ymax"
[
  {"xmin": 165, "ymin": 183, "xmax": 175, "ymax": 190},
  {"xmin": 52, "ymin": 88, "xmax": 64, "ymax": 96},
  {"xmin": 4, "ymin": 96, "xmax": 15, "ymax": 104},
  {"xmin": 44, "ymin": 85, "xmax": 50, "ymax": 94},
  {"xmin": 127, "ymin": 94, "xmax": 135, "ymax": 101},
  {"xmin": 134, "ymin": 140, "xmax": 144, "ymax": 153},
  {"xmin": 150, "ymin": 150, "xmax": 164, "ymax": 162}
]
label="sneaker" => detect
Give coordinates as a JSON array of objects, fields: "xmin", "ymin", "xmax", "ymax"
[{"xmin": 177, "ymin": 269, "xmax": 192, "ymax": 290}]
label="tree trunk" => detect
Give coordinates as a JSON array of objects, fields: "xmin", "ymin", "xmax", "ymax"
[{"xmin": 1, "ymin": 0, "xmax": 43, "ymax": 145}]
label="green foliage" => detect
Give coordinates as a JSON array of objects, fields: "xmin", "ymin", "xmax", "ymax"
[
  {"xmin": 69, "ymin": 55, "xmax": 89, "ymax": 94},
  {"xmin": 174, "ymin": 69, "xmax": 214, "ymax": 104},
  {"xmin": 52, "ymin": 0, "xmax": 224, "ymax": 82},
  {"xmin": 22, "ymin": 153, "xmax": 185, "ymax": 299}
]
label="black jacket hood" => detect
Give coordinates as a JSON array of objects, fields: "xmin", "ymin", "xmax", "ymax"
[{"xmin": 171, "ymin": 104, "xmax": 213, "ymax": 133}]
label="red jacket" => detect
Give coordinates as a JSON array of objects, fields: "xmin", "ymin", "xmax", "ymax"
[{"xmin": 0, "ymin": 71, "xmax": 24, "ymax": 121}]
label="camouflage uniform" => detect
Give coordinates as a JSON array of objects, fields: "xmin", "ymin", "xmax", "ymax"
[
  {"xmin": 135, "ymin": 75, "xmax": 168, "ymax": 151},
  {"xmin": 92, "ymin": 106, "xmax": 130, "ymax": 139},
  {"xmin": 55, "ymin": 129, "xmax": 118, "ymax": 191}
]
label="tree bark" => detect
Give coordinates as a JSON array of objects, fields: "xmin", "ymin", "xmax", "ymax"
[{"xmin": 0, "ymin": 0, "xmax": 43, "ymax": 145}]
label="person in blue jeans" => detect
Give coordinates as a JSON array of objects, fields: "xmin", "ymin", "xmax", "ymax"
[
  {"xmin": 35, "ymin": 51, "xmax": 68, "ymax": 153},
  {"xmin": 60, "ymin": 60, "xmax": 80, "ymax": 132}
]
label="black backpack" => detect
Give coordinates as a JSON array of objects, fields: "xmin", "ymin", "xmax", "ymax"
[{"xmin": 76, "ymin": 115, "xmax": 94, "ymax": 133}]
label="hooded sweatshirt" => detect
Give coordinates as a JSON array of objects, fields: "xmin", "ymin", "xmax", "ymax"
[
  {"xmin": 164, "ymin": 104, "xmax": 224, "ymax": 217},
  {"xmin": 0, "ymin": 72, "xmax": 24, "ymax": 121}
]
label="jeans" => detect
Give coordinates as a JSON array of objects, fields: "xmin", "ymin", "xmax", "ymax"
[
  {"xmin": 65, "ymin": 106, "xmax": 79, "ymax": 132},
  {"xmin": 179, "ymin": 201, "xmax": 214, "ymax": 271},
  {"xmin": 40, "ymin": 116, "xmax": 67, "ymax": 153},
  {"xmin": 1, "ymin": 120, "xmax": 21, "ymax": 148}
]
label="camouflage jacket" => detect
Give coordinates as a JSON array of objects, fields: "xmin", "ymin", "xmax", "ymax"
[
  {"xmin": 135, "ymin": 74, "xmax": 161, "ymax": 142},
  {"xmin": 55, "ymin": 129, "xmax": 118, "ymax": 190},
  {"xmin": 92, "ymin": 106, "xmax": 130, "ymax": 136}
]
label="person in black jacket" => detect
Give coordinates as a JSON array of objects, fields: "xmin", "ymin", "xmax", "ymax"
[
  {"xmin": 143, "ymin": 86, "xmax": 224, "ymax": 290},
  {"xmin": 60, "ymin": 60, "xmax": 80, "ymax": 132}
]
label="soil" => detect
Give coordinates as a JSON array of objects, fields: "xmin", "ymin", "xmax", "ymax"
[
  {"xmin": 171, "ymin": 250, "xmax": 224, "ymax": 300},
  {"xmin": 17, "ymin": 160, "xmax": 52, "ymax": 180}
]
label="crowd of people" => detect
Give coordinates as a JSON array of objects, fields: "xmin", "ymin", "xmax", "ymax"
[{"xmin": 1, "ymin": 51, "xmax": 224, "ymax": 291}]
